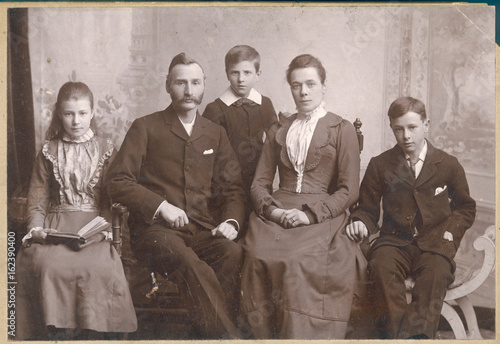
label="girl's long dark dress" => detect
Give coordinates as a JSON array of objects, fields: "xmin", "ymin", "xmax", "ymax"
[{"xmin": 16, "ymin": 135, "xmax": 137, "ymax": 339}]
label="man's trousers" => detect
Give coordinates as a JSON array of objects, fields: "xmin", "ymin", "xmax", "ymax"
[{"xmin": 134, "ymin": 223, "xmax": 243, "ymax": 339}]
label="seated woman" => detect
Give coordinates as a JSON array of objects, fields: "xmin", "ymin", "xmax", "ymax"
[
  {"xmin": 240, "ymin": 54, "xmax": 360, "ymax": 339},
  {"xmin": 16, "ymin": 82, "xmax": 137, "ymax": 340}
]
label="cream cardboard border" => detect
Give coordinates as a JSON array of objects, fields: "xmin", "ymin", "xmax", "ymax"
[{"xmin": 0, "ymin": 2, "xmax": 497, "ymax": 344}]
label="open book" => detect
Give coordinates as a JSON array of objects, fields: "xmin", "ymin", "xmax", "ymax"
[{"xmin": 47, "ymin": 216, "xmax": 111, "ymax": 244}]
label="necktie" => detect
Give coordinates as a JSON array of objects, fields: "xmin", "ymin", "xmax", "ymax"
[
  {"xmin": 233, "ymin": 98, "xmax": 258, "ymax": 107},
  {"xmin": 408, "ymin": 158, "xmax": 421, "ymax": 236},
  {"xmin": 408, "ymin": 158, "xmax": 416, "ymax": 178}
]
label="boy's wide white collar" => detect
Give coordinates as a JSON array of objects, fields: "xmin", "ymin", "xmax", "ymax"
[{"xmin": 219, "ymin": 87, "xmax": 262, "ymax": 106}]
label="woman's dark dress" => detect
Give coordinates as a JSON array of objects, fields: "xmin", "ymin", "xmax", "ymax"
[{"xmin": 240, "ymin": 112, "xmax": 361, "ymax": 339}]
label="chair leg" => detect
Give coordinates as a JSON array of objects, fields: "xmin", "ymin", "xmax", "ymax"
[
  {"xmin": 456, "ymin": 296, "xmax": 483, "ymax": 339},
  {"xmin": 440, "ymin": 302, "xmax": 467, "ymax": 339},
  {"xmin": 145, "ymin": 271, "xmax": 159, "ymax": 299}
]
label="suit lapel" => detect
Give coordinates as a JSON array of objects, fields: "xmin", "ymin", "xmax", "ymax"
[
  {"xmin": 390, "ymin": 145, "xmax": 415, "ymax": 186},
  {"xmin": 187, "ymin": 113, "xmax": 206, "ymax": 143},
  {"xmin": 414, "ymin": 142, "xmax": 439, "ymax": 188},
  {"xmin": 390, "ymin": 141, "xmax": 440, "ymax": 188},
  {"xmin": 163, "ymin": 105, "xmax": 191, "ymax": 142}
]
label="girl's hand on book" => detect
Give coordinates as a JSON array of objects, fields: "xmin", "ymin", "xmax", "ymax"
[
  {"xmin": 28, "ymin": 228, "xmax": 57, "ymax": 246},
  {"xmin": 69, "ymin": 232, "xmax": 106, "ymax": 251}
]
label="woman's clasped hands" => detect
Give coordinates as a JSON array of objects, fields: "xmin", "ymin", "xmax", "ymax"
[{"xmin": 270, "ymin": 208, "xmax": 310, "ymax": 229}]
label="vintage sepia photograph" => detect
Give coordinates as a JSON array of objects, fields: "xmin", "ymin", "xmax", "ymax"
[{"xmin": 5, "ymin": 2, "xmax": 495, "ymax": 341}]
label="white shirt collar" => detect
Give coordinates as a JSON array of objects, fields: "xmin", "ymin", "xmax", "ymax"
[
  {"xmin": 405, "ymin": 139, "xmax": 428, "ymax": 163},
  {"xmin": 219, "ymin": 87, "xmax": 262, "ymax": 106},
  {"xmin": 180, "ymin": 115, "xmax": 196, "ymax": 136},
  {"xmin": 62, "ymin": 128, "xmax": 94, "ymax": 143}
]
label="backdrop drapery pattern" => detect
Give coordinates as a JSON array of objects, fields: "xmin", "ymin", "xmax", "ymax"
[{"xmin": 21, "ymin": 5, "xmax": 495, "ymax": 309}]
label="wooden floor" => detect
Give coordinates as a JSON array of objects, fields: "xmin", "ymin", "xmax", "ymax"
[
  {"xmin": 436, "ymin": 306, "xmax": 495, "ymax": 339},
  {"xmin": 124, "ymin": 306, "xmax": 495, "ymax": 340},
  {"xmin": 436, "ymin": 329, "xmax": 494, "ymax": 340}
]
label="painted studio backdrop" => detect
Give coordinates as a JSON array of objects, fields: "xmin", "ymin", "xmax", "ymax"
[{"xmin": 20, "ymin": 4, "xmax": 497, "ymax": 314}]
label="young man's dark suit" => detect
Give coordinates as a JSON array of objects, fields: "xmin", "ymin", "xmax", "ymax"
[
  {"xmin": 107, "ymin": 104, "xmax": 246, "ymax": 338},
  {"xmin": 351, "ymin": 140, "xmax": 475, "ymax": 339}
]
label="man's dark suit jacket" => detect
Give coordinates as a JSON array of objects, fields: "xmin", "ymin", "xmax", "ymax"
[
  {"xmin": 351, "ymin": 141, "xmax": 476, "ymax": 269},
  {"xmin": 108, "ymin": 105, "xmax": 246, "ymax": 240}
]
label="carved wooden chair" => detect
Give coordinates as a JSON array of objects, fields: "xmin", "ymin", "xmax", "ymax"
[
  {"xmin": 405, "ymin": 225, "xmax": 495, "ymax": 339},
  {"xmin": 354, "ymin": 225, "xmax": 495, "ymax": 339},
  {"xmin": 110, "ymin": 204, "xmax": 190, "ymax": 339}
]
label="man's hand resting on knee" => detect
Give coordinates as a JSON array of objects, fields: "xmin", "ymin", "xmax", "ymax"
[{"xmin": 158, "ymin": 201, "xmax": 189, "ymax": 228}]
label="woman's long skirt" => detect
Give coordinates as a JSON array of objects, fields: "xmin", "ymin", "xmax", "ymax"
[{"xmin": 240, "ymin": 191, "xmax": 358, "ymax": 339}]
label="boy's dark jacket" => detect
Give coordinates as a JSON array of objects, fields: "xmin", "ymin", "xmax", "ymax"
[{"xmin": 351, "ymin": 141, "xmax": 476, "ymax": 270}]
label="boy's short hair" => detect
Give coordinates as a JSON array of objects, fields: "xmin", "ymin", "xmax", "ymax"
[
  {"xmin": 388, "ymin": 96, "xmax": 427, "ymax": 121},
  {"xmin": 225, "ymin": 45, "xmax": 260, "ymax": 72}
]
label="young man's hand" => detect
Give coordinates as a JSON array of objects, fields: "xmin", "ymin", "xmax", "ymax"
[
  {"xmin": 346, "ymin": 220, "xmax": 369, "ymax": 242},
  {"xmin": 212, "ymin": 222, "xmax": 238, "ymax": 241}
]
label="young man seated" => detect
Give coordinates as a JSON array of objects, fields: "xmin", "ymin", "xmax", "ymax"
[{"xmin": 346, "ymin": 96, "xmax": 476, "ymax": 339}]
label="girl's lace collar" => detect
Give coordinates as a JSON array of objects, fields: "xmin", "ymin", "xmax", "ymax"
[{"xmin": 62, "ymin": 129, "xmax": 94, "ymax": 143}]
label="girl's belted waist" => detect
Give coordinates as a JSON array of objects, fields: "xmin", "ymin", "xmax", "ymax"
[{"xmin": 48, "ymin": 204, "xmax": 99, "ymax": 213}]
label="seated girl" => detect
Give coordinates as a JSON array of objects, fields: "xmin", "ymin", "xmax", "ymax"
[{"xmin": 16, "ymin": 81, "xmax": 137, "ymax": 340}]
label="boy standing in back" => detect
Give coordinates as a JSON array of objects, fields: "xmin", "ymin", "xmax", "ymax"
[{"xmin": 203, "ymin": 45, "xmax": 277, "ymax": 234}]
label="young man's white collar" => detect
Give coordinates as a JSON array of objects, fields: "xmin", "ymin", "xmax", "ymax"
[{"xmin": 219, "ymin": 87, "xmax": 262, "ymax": 106}]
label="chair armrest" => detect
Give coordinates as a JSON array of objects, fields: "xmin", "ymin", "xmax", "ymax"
[
  {"xmin": 444, "ymin": 225, "xmax": 495, "ymax": 301},
  {"xmin": 111, "ymin": 203, "xmax": 128, "ymax": 257}
]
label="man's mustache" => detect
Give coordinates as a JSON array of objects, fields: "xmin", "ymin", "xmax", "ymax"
[{"xmin": 176, "ymin": 96, "xmax": 203, "ymax": 105}]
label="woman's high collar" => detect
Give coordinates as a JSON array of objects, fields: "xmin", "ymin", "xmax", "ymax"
[{"xmin": 297, "ymin": 101, "xmax": 327, "ymax": 122}]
